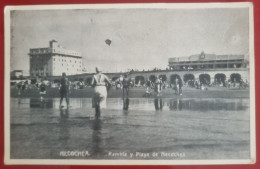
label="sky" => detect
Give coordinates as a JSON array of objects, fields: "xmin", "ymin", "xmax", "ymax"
[{"xmin": 10, "ymin": 6, "xmax": 249, "ymax": 73}]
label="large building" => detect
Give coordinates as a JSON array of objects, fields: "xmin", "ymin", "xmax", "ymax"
[
  {"xmin": 168, "ymin": 51, "xmax": 249, "ymax": 70},
  {"xmin": 29, "ymin": 40, "xmax": 82, "ymax": 77}
]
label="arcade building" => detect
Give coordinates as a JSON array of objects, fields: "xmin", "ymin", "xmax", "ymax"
[
  {"xmin": 130, "ymin": 52, "xmax": 250, "ymax": 86},
  {"xmin": 166, "ymin": 51, "xmax": 249, "ymax": 84},
  {"xmin": 168, "ymin": 51, "xmax": 248, "ymax": 71}
]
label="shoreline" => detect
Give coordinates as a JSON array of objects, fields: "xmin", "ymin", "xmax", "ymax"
[{"xmin": 10, "ymin": 86, "xmax": 250, "ymax": 99}]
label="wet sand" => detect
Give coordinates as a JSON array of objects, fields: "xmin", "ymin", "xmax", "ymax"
[{"xmin": 10, "ymin": 97, "xmax": 250, "ymax": 160}]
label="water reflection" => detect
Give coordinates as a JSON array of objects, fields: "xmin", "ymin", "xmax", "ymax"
[
  {"xmin": 123, "ymin": 98, "xmax": 130, "ymax": 110},
  {"xmin": 59, "ymin": 108, "xmax": 70, "ymax": 148},
  {"xmin": 60, "ymin": 108, "xmax": 69, "ymax": 118},
  {"xmin": 169, "ymin": 99, "xmax": 183, "ymax": 111},
  {"xmin": 23, "ymin": 98, "xmax": 248, "ymax": 112},
  {"xmin": 169, "ymin": 99, "xmax": 247, "ymax": 111},
  {"xmin": 90, "ymin": 119, "xmax": 103, "ymax": 157},
  {"xmin": 30, "ymin": 98, "xmax": 53, "ymax": 108},
  {"xmin": 154, "ymin": 98, "xmax": 163, "ymax": 111},
  {"xmin": 11, "ymin": 97, "xmax": 250, "ymax": 159}
]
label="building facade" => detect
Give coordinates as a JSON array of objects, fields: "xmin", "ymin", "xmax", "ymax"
[
  {"xmin": 29, "ymin": 40, "xmax": 82, "ymax": 77},
  {"xmin": 168, "ymin": 51, "xmax": 249, "ymax": 70},
  {"xmin": 10, "ymin": 70, "xmax": 23, "ymax": 79},
  {"xmin": 40, "ymin": 51, "xmax": 249, "ymax": 86}
]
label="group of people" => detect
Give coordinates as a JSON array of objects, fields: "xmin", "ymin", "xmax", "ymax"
[
  {"xmin": 15, "ymin": 67, "xmax": 131, "ymax": 118},
  {"xmin": 16, "ymin": 68, "xmax": 184, "ymax": 118},
  {"xmin": 144, "ymin": 76, "xmax": 164, "ymax": 97},
  {"xmin": 58, "ymin": 67, "xmax": 132, "ymax": 118},
  {"xmin": 144, "ymin": 77, "xmax": 183, "ymax": 97}
]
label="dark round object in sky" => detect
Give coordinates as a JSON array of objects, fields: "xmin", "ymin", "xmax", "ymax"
[{"xmin": 105, "ymin": 39, "xmax": 112, "ymax": 46}]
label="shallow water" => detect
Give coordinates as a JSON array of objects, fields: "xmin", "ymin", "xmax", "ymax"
[{"xmin": 10, "ymin": 98, "xmax": 250, "ymax": 160}]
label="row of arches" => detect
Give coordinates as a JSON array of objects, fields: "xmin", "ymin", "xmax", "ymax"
[
  {"xmin": 81, "ymin": 73, "xmax": 243, "ymax": 86},
  {"xmin": 133, "ymin": 73, "xmax": 242, "ymax": 85}
]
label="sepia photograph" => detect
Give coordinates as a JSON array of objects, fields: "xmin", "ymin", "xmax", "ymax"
[{"xmin": 4, "ymin": 3, "xmax": 255, "ymax": 165}]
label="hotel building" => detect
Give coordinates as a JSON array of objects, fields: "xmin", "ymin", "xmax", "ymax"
[{"xmin": 29, "ymin": 40, "xmax": 82, "ymax": 77}]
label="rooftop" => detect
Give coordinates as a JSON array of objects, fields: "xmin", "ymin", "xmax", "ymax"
[{"xmin": 169, "ymin": 52, "xmax": 245, "ymax": 63}]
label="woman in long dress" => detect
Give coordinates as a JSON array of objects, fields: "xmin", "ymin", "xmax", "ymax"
[{"xmin": 91, "ymin": 67, "xmax": 111, "ymax": 118}]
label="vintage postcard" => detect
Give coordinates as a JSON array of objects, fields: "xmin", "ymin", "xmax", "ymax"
[{"xmin": 4, "ymin": 3, "xmax": 255, "ymax": 165}]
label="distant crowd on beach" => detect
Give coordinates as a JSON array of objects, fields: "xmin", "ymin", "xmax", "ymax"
[
  {"xmin": 12, "ymin": 67, "xmax": 250, "ymax": 118},
  {"xmin": 13, "ymin": 72, "xmax": 249, "ymax": 101}
]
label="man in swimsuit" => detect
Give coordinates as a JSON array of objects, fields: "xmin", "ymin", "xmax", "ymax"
[{"xmin": 122, "ymin": 73, "xmax": 131, "ymax": 110}]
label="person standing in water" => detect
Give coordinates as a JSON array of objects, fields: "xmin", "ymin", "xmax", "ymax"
[
  {"xmin": 17, "ymin": 81, "xmax": 24, "ymax": 104},
  {"xmin": 122, "ymin": 73, "xmax": 131, "ymax": 98},
  {"xmin": 122, "ymin": 73, "xmax": 131, "ymax": 110},
  {"xmin": 59, "ymin": 72, "xmax": 70, "ymax": 108},
  {"xmin": 39, "ymin": 79, "xmax": 47, "ymax": 101},
  {"xmin": 91, "ymin": 67, "xmax": 111, "ymax": 118},
  {"xmin": 154, "ymin": 76, "xmax": 163, "ymax": 97}
]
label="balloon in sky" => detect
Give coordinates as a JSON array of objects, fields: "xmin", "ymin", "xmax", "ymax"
[{"xmin": 105, "ymin": 39, "xmax": 112, "ymax": 46}]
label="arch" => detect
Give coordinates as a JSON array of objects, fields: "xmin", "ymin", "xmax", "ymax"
[
  {"xmin": 170, "ymin": 74, "xmax": 181, "ymax": 84},
  {"xmin": 183, "ymin": 74, "xmax": 195, "ymax": 87},
  {"xmin": 214, "ymin": 73, "xmax": 226, "ymax": 84},
  {"xmin": 199, "ymin": 74, "xmax": 211, "ymax": 85},
  {"xmin": 135, "ymin": 76, "xmax": 145, "ymax": 85},
  {"xmin": 159, "ymin": 74, "xmax": 167, "ymax": 82},
  {"xmin": 112, "ymin": 76, "xmax": 119, "ymax": 81},
  {"xmin": 149, "ymin": 75, "xmax": 156, "ymax": 83},
  {"xmin": 183, "ymin": 74, "xmax": 195, "ymax": 83},
  {"xmin": 230, "ymin": 73, "xmax": 241, "ymax": 83}
]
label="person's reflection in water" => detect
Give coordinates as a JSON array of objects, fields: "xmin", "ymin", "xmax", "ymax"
[
  {"xmin": 29, "ymin": 98, "xmax": 53, "ymax": 108},
  {"xmin": 123, "ymin": 98, "xmax": 130, "ymax": 110},
  {"xmin": 169, "ymin": 99, "xmax": 177, "ymax": 110},
  {"xmin": 169, "ymin": 99, "xmax": 182, "ymax": 111},
  {"xmin": 154, "ymin": 98, "xmax": 163, "ymax": 111},
  {"xmin": 90, "ymin": 119, "xmax": 104, "ymax": 158},
  {"xmin": 178, "ymin": 99, "xmax": 183, "ymax": 111},
  {"xmin": 59, "ymin": 108, "xmax": 70, "ymax": 150},
  {"xmin": 42, "ymin": 98, "xmax": 53, "ymax": 108}
]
